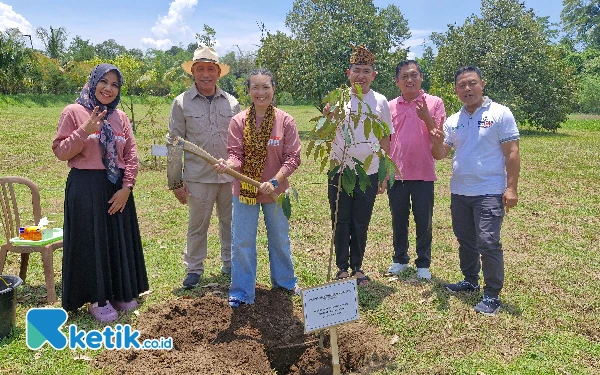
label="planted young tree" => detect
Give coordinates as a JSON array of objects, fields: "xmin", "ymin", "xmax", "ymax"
[{"xmin": 306, "ymin": 84, "xmax": 397, "ymax": 280}]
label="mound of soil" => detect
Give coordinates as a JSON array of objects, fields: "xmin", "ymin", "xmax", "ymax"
[{"xmin": 95, "ymin": 285, "xmax": 395, "ymax": 374}]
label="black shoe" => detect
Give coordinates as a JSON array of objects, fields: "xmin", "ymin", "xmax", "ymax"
[
  {"xmin": 445, "ymin": 280, "xmax": 480, "ymax": 293},
  {"xmin": 474, "ymin": 295, "xmax": 501, "ymax": 316},
  {"xmin": 182, "ymin": 273, "xmax": 201, "ymax": 289}
]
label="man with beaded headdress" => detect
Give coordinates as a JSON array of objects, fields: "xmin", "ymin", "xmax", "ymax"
[{"xmin": 328, "ymin": 44, "xmax": 393, "ymax": 286}]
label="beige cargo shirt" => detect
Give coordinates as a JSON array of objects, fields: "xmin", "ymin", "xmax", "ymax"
[{"xmin": 167, "ymin": 84, "xmax": 240, "ymax": 188}]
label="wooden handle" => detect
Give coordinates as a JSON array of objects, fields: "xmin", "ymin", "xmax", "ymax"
[{"xmin": 174, "ymin": 137, "xmax": 279, "ymax": 203}]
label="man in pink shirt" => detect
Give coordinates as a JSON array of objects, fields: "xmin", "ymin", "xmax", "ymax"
[{"xmin": 386, "ymin": 60, "xmax": 446, "ymax": 280}]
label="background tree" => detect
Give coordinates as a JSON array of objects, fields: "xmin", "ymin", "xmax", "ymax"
[
  {"xmin": 95, "ymin": 39, "xmax": 127, "ymax": 60},
  {"xmin": 219, "ymin": 47, "xmax": 256, "ymax": 103},
  {"xmin": 127, "ymin": 48, "xmax": 144, "ymax": 60},
  {"xmin": 258, "ymin": 0, "xmax": 410, "ymax": 111},
  {"xmin": 0, "ymin": 29, "xmax": 34, "ymax": 94},
  {"xmin": 430, "ymin": 0, "xmax": 576, "ymax": 131},
  {"xmin": 415, "ymin": 45, "xmax": 434, "ymax": 92},
  {"xmin": 186, "ymin": 42, "xmax": 198, "ymax": 53},
  {"xmin": 561, "ymin": 0, "xmax": 600, "ymax": 48},
  {"xmin": 35, "ymin": 26, "xmax": 68, "ymax": 62},
  {"xmin": 67, "ymin": 36, "xmax": 95, "ymax": 62},
  {"xmin": 195, "ymin": 24, "xmax": 217, "ymax": 48}
]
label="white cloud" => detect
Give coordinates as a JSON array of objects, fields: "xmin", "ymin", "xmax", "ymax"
[
  {"xmin": 140, "ymin": 37, "xmax": 174, "ymax": 50},
  {"xmin": 0, "ymin": 2, "xmax": 33, "ymax": 35},
  {"xmin": 410, "ymin": 29, "xmax": 437, "ymax": 39},
  {"xmin": 141, "ymin": 0, "xmax": 197, "ymax": 50}
]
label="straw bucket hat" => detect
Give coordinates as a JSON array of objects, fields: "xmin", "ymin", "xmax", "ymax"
[{"xmin": 181, "ymin": 46, "xmax": 230, "ymax": 77}]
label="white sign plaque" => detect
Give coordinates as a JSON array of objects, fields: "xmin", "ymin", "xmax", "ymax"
[{"xmin": 301, "ymin": 278, "xmax": 359, "ymax": 333}]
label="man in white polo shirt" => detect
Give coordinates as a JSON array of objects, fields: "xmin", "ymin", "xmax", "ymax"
[{"xmin": 431, "ymin": 66, "xmax": 520, "ymax": 316}]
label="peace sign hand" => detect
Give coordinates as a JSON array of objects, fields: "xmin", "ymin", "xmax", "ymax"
[
  {"xmin": 81, "ymin": 106, "xmax": 107, "ymax": 135},
  {"xmin": 415, "ymin": 95, "xmax": 437, "ymax": 132},
  {"xmin": 415, "ymin": 95, "xmax": 431, "ymax": 121}
]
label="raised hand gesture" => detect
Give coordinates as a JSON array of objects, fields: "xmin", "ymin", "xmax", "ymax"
[
  {"xmin": 81, "ymin": 106, "xmax": 107, "ymax": 135},
  {"xmin": 415, "ymin": 95, "xmax": 436, "ymax": 132}
]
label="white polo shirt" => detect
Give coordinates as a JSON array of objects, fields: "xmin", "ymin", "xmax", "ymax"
[{"xmin": 443, "ymin": 97, "xmax": 519, "ymax": 196}]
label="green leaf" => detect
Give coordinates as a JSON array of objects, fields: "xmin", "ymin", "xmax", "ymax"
[
  {"xmin": 364, "ymin": 117, "xmax": 372, "ymax": 139},
  {"xmin": 281, "ymin": 194, "xmax": 292, "ymax": 220},
  {"xmin": 342, "ymin": 125, "xmax": 352, "ymax": 145},
  {"xmin": 306, "ymin": 139, "xmax": 315, "ymax": 157},
  {"xmin": 377, "ymin": 156, "xmax": 387, "ymax": 184},
  {"xmin": 373, "ymin": 121, "xmax": 383, "ymax": 139},
  {"xmin": 363, "ymin": 154, "xmax": 374, "ymax": 172},
  {"xmin": 328, "ymin": 164, "xmax": 340, "ymax": 179},
  {"xmin": 315, "ymin": 116, "xmax": 327, "ymax": 132},
  {"xmin": 320, "ymin": 155, "xmax": 330, "ymax": 172},
  {"xmin": 356, "ymin": 163, "xmax": 370, "ymax": 192},
  {"xmin": 341, "ymin": 168, "xmax": 356, "ymax": 197},
  {"xmin": 351, "ymin": 157, "xmax": 363, "ymax": 166}
]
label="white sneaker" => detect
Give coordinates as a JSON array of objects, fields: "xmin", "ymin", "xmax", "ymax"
[
  {"xmin": 387, "ymin": 263, "xmax": 408, "ymax": 275},
  {"xmin": 416, "ymin": 268, "xmax": 432, "ymax": 280}
]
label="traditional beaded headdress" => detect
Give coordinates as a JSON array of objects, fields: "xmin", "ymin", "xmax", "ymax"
[{"xmin": 349, "ymin": 44, "xmax": 375, "ymax": 66}]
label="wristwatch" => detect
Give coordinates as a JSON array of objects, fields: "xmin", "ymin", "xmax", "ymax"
[{"xmin": 269, "ymin": 179, "xmax": 279, "ymax": 188}]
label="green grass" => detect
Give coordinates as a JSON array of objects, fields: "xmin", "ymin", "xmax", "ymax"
[{"xmin": 0, "ymin": 103, "xmax": 599, "ymax": 374}]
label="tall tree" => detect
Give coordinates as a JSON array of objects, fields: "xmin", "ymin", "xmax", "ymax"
[
  {"xmin": 95, "ymin": 39, "xmax": 127, "ymax": 60},
  {"xmin": 67, "ymin": 36, "xmax": 95, "ymax": 61},
  {"xmin": 36, "ymin": 26, "xmax": 68, "ymax": 62},
  {"xmin": 258, "ymin": 0, "xmax": 410, "ymax": 110},
  {"xmin": 0, "ymin": 29, "xmax": 34, "ymax": 94},
  {"xmin": 430, "ymin": 0, "xmax": 576, "ymax": 131},
  {"xmin": 561, "ymin": 0, "xmax": 600, "ymax": 47}
]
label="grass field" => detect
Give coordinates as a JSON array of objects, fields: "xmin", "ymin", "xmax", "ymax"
[{"xmin": 0, "ymin": 100, "xmax": 599, "ymax": 374}]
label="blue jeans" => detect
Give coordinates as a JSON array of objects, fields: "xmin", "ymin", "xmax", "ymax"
[
  {"xmin": 387, "ymin": 180, "xmax": 434, "ymax": 268},
  {"xmin": 229, "ymin": 196, "xmax": 297, "ymax": 304},
  {"xmin": 450, "ymin": 194, "xmax": 505, "ymax": 297}
]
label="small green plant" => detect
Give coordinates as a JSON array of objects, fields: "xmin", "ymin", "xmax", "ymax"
[{"xmin": 306, "ymin": 84, "xmax": 398, "ymax": 280}]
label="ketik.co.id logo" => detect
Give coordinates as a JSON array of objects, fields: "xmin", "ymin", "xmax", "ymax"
[{"xmin": 26, "ymin": 308, "xmax": 172, "ymax": 350}]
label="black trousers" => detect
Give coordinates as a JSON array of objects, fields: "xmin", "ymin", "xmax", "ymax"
[
  {"xmin": 387, "ymin": 180, "xmax": 434, "ymax": 268},
  {"xmin": 328, "ymin": 172, "xmax": 378, "ymax": 272}
]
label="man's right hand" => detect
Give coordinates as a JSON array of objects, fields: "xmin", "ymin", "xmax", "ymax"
[{"xmin": 173, "ymin": 182, "xmax": 190, "ymax": 204}]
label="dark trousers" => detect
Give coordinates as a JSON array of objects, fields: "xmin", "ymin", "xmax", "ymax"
[
  {"xmin": 387, "ymin": 180, "xmax": 434, "ymax": 268},
  {"xmin": 328, "ymin": 172, "xmax": 378, "ymax": 272},
  {"xmin": 451, "ymin": 194, "xmax": 505, "ymax": 297}
]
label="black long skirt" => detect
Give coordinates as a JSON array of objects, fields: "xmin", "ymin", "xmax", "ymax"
[{"xmin": 61, "ymin": 168, "xmax": 149, "ymax": 311}]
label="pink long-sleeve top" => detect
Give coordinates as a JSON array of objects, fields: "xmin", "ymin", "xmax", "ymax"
[
  {"xmin": 52, "ymin": 103, "xmax": 139, "ymax": 188},
  {"xmin": 227, "ymin": 107, "xmax": 301, "ymax": 204}
]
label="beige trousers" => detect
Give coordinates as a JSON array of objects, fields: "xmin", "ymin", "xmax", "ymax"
[{"xmin": 184, "ymin": 182, "xmax": 232, "ymax": 274}]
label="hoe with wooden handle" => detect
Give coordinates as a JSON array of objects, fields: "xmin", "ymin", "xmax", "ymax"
[{"xmin": 173, "ymin": 137, "xmax": 279, "ymax": 203}]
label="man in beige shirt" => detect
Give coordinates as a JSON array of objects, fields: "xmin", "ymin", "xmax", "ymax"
[{"xmin": 167, "ymin": 47, "xmax": 240, "ymax": 289}]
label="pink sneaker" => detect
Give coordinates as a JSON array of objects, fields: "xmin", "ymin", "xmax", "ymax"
[
  {"xmin": 89, "ymin": 301, "xmax": 118, "ymax": 323},
  {"xmin": 111, "ymin": 299, "xmax": 139, "ymax": 311}
]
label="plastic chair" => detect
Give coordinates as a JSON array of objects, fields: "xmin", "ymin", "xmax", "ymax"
[{"xmin": 0, "ymin": 176, "xmax": 62, "ymax": 303}]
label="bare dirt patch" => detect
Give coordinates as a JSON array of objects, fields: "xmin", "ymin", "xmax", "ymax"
[{"xmin": 94, "ymin": 285, "xmax": 395, "ymax": 374}]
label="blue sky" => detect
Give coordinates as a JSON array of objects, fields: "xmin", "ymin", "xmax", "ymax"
[{"xmin": 1, "ymin": 0, "xmax": 565, "ymax": 58}]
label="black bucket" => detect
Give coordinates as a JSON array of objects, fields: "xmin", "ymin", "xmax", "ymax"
[{"xmin": 0, "ymin": 275, "xmax": 23, "ymax": 339}]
